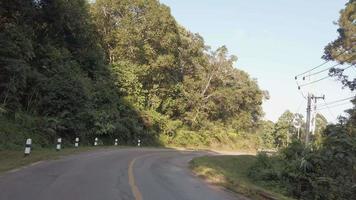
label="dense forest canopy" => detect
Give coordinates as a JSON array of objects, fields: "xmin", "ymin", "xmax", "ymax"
[{"xmin": 0, "ymin": 0, "xmax": 266, "ymax": 149}]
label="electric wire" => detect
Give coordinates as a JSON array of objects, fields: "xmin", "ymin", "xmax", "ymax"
[
  {"xmin": 295, "ymin": 80, "xmax": 307, "ymax": 99},
  {"xmin": 302, "ymin": 56, "xmax": 355, "ymax": 79},
  {"xmin": 317, "ymin": 96, "xmax": 355, "ymax": 107},
  {"xmin": 298, "ymin": 64, "xmax": 355, "ymax": 88},
  {"xmin": 318, "ymin": 99, "xmax": 336, "ymax": 119},
  {"xmin": 294, "ymin": 49, "xmax": 355, "ymax": 123},
  {"xmin": 295, "ymin": 49, "xmax": 350, "ymax": 78},
  {"xmin": 316, "ymin": 101, "xmax": 353, "ymax": 111},
  {"xmin": 299, "ymin": 75, "xmax": 330, "ymax": 88}
]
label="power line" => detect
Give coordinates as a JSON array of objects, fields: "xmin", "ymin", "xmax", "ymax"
[
  {"xmin": 340, "ymin": 63, "xmax": 355, "ymax": 71},
  {"xmin": 302, "ymin": 56, "xmax": 355, "ymax": 79},
  {"xmin": 316, "ymin": 101, "xmax": 353, "ymax": 111},
  {"xmin": 317, "ymin": 96, "xmax": 355, "ymax": 107},
  {"xmin": 319, "ymin": 99, "xmax": 336, "ymax": 119},
  {"xmin": 299, "ymin": 75, "xmax": 330, "ymax": 88},
  {"xmin": 323, "ymin": 99, "xmax": 336, "ymax": 118},
  {"xmin": 295, "ymin": 49, "xmax": 350, "ymax": 79},
  {"xmin": 298, "ymin": 64, "xmax": 355, "ymax": 88},
  {"xmin": 295, "ymin": 80, "xmax": 307, "ymax": 99},
  {"xmin": 295, "ymin": 60, "xmax": 330, "ymax": 79}
]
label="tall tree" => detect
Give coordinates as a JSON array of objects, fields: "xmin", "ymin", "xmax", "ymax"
[
  {"xmin": 0, "ymin": 0, "xmax": 36, "ymax": 110},
  {"xmin": 180, "ymin": 43, "xmax": 264, "ymax": 130},
  {"xmin": 323, "ymin": 0, "xmax": 355, "ymax": 91},
  {"xmin": 324, "ymin": 0, "xmax": 356, "ymax": 135},
  {"xmin": 257, "ymin": 120, "xmax": 275, "ymax": 149},
  {"xmin": 0, "ymin": 0, "xmax": 131, "ymax": 144},
  {"xmin": 91, "ymin": 0, "xmax": 182, "ymax": 111},
  {"xmin": 274, "ymin": 110, "xmax": 295, "ymax": 148},
  {"xmin": 91, "ymin": 0, "xmax": 265, "ymax": 132}
]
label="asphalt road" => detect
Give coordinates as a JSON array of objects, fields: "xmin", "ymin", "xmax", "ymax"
[{"xmin": 0, "ymin": 148, "xmax": 244, "ymax": 200}]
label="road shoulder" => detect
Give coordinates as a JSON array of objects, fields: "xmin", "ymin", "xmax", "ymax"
[{"xmin": 189, "ymin": 155, "xmax": 294, "ymax": 200}]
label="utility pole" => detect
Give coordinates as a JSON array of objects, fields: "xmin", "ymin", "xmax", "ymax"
[
  {"xmin": 305, "ymin": 94, "xmax": 312, "ymax": 144},
  {"xmin": 305, "ymin": 93, "xmax": 324, "ymax": 145}
]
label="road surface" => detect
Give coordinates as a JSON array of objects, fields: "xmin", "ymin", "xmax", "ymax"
[{"xmin": 0, "ymin": 148, "xmax": 244, "ymax": 200}]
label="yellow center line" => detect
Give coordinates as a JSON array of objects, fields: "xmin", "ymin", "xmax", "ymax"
[
  {"xmin": 128, "ymin": 157, "xmax": 143, "ymax": 200},
  {"xmin": 127, "ymin": 150, "xmax": 181, "ymax": 200}
]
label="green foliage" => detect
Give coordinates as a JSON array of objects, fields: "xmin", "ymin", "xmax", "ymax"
[
  {"xmin": 0, "ymin": 0, "xmax": 265, "ymax": 149},
  {"xmin": 163, "ymin": 127, "xmax": 260, "ymax": 151},
  {"xmin": 256, "ymin": 111, "xmax": 312, "ymax": 150},
  {"xmin": 248, "ymin": 153, "xmax": 286, "ymax": 191},
  {"xmin": 312, "ymin": 113, "xmax": 328, "ymax": 146},
  {"xmin": 190, "ymin": 155, "xmax": 292, "ymax": 200},
  {"xmin": 179, "ymin": 45, "xmax": 265, "ymax": 130},
  {"xmin": 323, "ymin": 0, "xmax": 355, "ymax": 91},
  {"xmin": 89, "ymin": 0, "xmax": 266, "ymax": 148},
  {"xmin": 256, "ymin": 120, "xmax": 275, "ymax": 149},
  {"xmin": 0, "ymin": 113, "xmax": 55, "ymax": 150},
  {"xmin": 323, "ymin": 0, "xmax": 355, "ymax": 63},
  {"xmin": 0, "ymin": 0, "xmax": 150, "ymax": 147},
  {"xmin": 249, "ymin": 125, "xmax": 356, "ymax": 200},
  {"xmin": 91, "ymin": 0, "xmax": 183, "ymax": 108},
  {"xmin": 273, "ymin": 111, "xmax": 294, "ymax": 148}
]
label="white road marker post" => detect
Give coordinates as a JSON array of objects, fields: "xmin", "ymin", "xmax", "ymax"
[
  {"xmin": 24, "ymin": 138, "xmax": 32, "ymax": 156},
  {"xmin": 137, "ymin": 139, "xmax": 141, "ymax": 147},
  {"xmin": 56, "ymin": 138, "xmax": 62, "ymax": 151},
  {"xmin": 94, "ymin": 137, "xmax": 98, "ymax": 146},
  {"xmin": 75, "ymin": 137, "xmax": 79, "ymax": 148},
  {"xmin": 114, "ymin": 139, "xmax": 118, "ymax": 146}
]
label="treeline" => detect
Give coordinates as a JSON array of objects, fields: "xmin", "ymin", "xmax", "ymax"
[
  {"xmin": 0, "ymin": 0, "xmax": 265, "ymax": 149},
  {"xmin": 258, "ymin": 111, "xmax": 328, "ymax": 149}
]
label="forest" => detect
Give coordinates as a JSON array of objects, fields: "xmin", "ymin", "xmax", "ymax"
[
  {"xmin": 0, "ymin": 0, "xmax": 268, "ymax": 149},
  {"xmin": 0, "ymin": 0, "xmax": 350, "ymax": 151}
]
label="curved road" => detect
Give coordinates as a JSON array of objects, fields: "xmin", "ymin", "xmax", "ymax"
[{"xmin": 0, "ymin": 148, "xmax": 244, "ymax": 200}]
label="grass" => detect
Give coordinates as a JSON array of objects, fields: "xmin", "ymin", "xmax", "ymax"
[
  {"xmin": 0, "ymin": 146, "xmax": 120, "ymax": 175},
  {"xmin": 189, "ymin": 155, "xmax": 294, "ymax": 200}
]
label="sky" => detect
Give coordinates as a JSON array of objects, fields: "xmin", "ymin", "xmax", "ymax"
[{"xmin": 160, "ymin": 0, "xmax": 355, "ymax": 123}]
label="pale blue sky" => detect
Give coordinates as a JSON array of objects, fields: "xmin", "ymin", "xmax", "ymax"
[{"xmin": 160, "ymin": 0, "xmax": 355, "ymax": 122}]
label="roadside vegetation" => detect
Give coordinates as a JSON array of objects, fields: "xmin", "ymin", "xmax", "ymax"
[
  {"xmin": 249, "ymin": 130, "xmax": 355, "ymax": 200},
  {"xmin": 1, "ymin": 0, "xmax": 267, "ymax": 151},
  {"xmin": 192, "ymin": 1, "xmax": 356, "ymax": 199},
  {"xmin": 190, "ymin": 155, "xmax": 293, "ymax": 200},
  {"xmin": 0, "ymin": 1, "xmax": 332, "ymax": 154}
]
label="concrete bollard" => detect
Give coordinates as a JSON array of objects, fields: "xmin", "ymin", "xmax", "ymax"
[
  {"xmin": 56, "ymin": 138, "xmax": 62, "ymax": 151},
  {"xmin": 94, "ymin": 137, "xmax": 98, "ymax": 146},
  {"xmin": 75, "ymin": 137, "xmax": 79, "ymax": 148},
  {"xmin": 114, "ymin": 139, "xmax": 118, "ymax": 146},
  {"xmin": 24, "ymin": 138, "xmax": 32, "ymax": 156},
  {"xmin": 137, "ymin": 139, "xmax": 141, "ymax": 147}
]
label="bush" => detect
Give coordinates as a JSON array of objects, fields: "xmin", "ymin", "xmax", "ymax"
[
  {"xmin": 0, "ymin": 113, "xmax": 56, "ymax": 150},
  {"xmin": 248, "ymin": 131, "xmax": 356, "ymax": 200}
]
